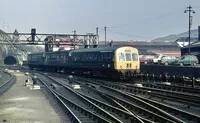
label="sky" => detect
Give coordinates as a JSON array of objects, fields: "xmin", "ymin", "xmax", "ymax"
[{"xmin": 0, "ymin": 0, "xmax": 200, "ymax": 41}]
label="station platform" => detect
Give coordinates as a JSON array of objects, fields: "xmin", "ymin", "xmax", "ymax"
[{"xmin": 0, "ymin": 71, "xmax": 61, "ymax": 123}]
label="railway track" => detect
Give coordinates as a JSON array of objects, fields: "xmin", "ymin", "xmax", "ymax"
[
  {"xmin": 37, "ymin": 73, "xmax": 143, "ymax": 123},
  {"xmin": 124, "ymin": 83, "xmax": 200, "ymax": 107},
  {"xmin": 51, "ymin": 76, "xmax": 154, "ymax": 123},
  {"xmin": 0, "ymin": 69, "xmax": 16, "ymax": 95},
  {"xmin": 140, "ymin": 82, "xmax": 200, "ymax": 95},
  {"xmin": 37, "ymin": 73, "xmax": 111, "ymax": 123},
  {"xmin": 73, "ymin": 77, "xmax": 200, "ymax": 123},
  {"xmin": 86, "ymin": 78, "xmax": 200, "ymax": 108},
  {"xmin": 30, "ymin": 71, "xmax": 200, "ymax": 122},
  {"xmin": 136, "ymin": 73, "xmax": 200, "ymax": 87},
  {"xmin": 74, "ymin": 78, "xmax": 184, "ymax": 123}
]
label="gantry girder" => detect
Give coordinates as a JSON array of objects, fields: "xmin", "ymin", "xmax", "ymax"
[{"xmin": 0, "ymin": 28, "xmax": 99, "ymax": 52}]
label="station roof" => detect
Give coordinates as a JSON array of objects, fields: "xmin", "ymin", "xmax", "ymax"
[{"xmin": 181, "ymin": 40, "xmax": 200, "ymax": 49}]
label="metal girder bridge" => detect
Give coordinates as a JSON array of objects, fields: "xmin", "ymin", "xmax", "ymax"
[{"xmin": 0, "ymin": 28, "xmax": 99, "ymax": 52}]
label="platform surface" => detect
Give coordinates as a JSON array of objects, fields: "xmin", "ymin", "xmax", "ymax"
[{"xmin": 0, "ymin": 71, "xmax": 61, "ymax": 123}]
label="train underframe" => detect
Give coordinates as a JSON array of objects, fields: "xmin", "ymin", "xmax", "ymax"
[{"xmin": 28, "ymin": 65, "xmax": 139, "ymax": 80}]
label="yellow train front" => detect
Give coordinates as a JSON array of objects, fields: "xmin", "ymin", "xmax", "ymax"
[{"xmin": 113, "ymin": 46, "xmax": 140, "ymax": 79}]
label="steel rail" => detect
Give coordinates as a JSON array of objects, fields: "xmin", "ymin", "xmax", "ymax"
[
  {"xmin": 73, "ymin": 78, "xmax": 183, "ymax": 123},
  {"xmin": 142, "ymin": 83, "xmax": 200, "ymax": 95},
  {"xmin": 99, "ymin": 85, "xmax": 184, "ymax": 123},
  {"xmin": 0, "ymin": 70, "xmax": 15, "ymax": 94},
  {"xmin": 80, "ymin": 77, "xmax": 200, "ymax": 122},
  {"xmin": 87, "ymin": 78, "xmax": 200, "ymax": 107},
  {"xmin": 44, "ymin": 75, "xmax": 124, "ymax": 123},
  {"xmin": 37, "ymin": 77, "xmax": 82, "ymax": 123}
]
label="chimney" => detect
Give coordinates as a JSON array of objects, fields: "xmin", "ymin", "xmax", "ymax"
[{"xmin": 198, "ymin": 26, "xmax": 200, "ymax": 41}]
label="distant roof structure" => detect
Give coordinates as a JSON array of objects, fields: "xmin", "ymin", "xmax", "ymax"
[
  {"xmin": 176, "ymin": 37, "xmax": 199, "ymax": 48},
  {"xmin": 99, "ymin": 41, "xmax": 178, "ymax": 46},
  {"xmin": 175, "ymin": 37, "xmax": 198, "ymax": 42}
]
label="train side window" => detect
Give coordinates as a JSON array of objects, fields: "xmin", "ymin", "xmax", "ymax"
[
  {"xmin": 60, "ymin": 55, "xmax": 64, "ymax": 60},
  {"xmin": 31, "ymin": 55, "xmax": 37, "ymax": 59},
  {"xmin": 100, "ymin": 54, "xmax": 103, "ymax": 61},
  {"xmin": 125, "ymin": 53, "xmax": 132, "ymax": 61},
  {"xmin": 97, "ymin": 53, "xmax": 101, "ymax": 61},
  {"xmin": 118, "ymin": 53, "xmax": 125, "ymax": 61},
  {"xmin": 103, "ymin": 53, "xmax": 107, "ymax": 61},
  {"xmin": 77, "ymin": 54, "xmax": 80, "ymax": 61},
  {"xmin": 102, "ymin": 53, "xmax": 106, "ymax": 61},
  {"xmin": 76, "ymin": 54, "xmax": 79, "ymax": 61},
  {"xmin": 85, "ymin": 53, "xmax": 89, "ymax": 61},
  {"xmin": 107, "ymin": 53, "xmax": 112, "ymax": 61},
  {"xmin": 132, "ymin": 53, "xmax": 138, "ymax": 61},
  {"xmin": 84, "ymin": 54, "xmax": 88, "ymax": 61},
  {"xmin": 93, "ymin": 54, "xmax": 97, "ymax": 61},
  {"xmin": 66, "ymin": 56, "xmax": 68, "ymax": 61},
  {"xmin": 90, "ymin": 53, "xmax": 93, "ymax": 60},
  {"xmin": 82, "ymin": 54, "xmax": 85, "ymax": 61}
]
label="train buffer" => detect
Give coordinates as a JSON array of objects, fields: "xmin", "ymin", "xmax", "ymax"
[
  {"xmin": 30, "ymin": 85, "xmax": 41, "ymax": 90},
  {"xmin": 71, "ymin": 84, "xmax": 81, "ymax": 89}
]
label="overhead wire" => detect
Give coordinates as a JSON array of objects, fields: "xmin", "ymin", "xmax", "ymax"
[
  {"xmin": 108, "ymin": 7, "xmax": 186, "ymax": 29},
  {"xmin": 99, "ymin": 27, "xmax": 151, "ymax": 39},
  {"xmin": 102, "ymin": 6, "xmax": 200, "ymax": 40}
]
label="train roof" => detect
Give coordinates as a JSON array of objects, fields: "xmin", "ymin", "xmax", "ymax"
[
  {"xmin": 29, "ymin": 46, "xmax": 137, "ymax": 55},
  {"xmin": 28, "ymin": 52, "xmax": 44, "ymax": 55},
  {"xmin": 70, "ymin": 46, "xmax": 136, "ymax": 53},
  {"xmin": 45, "ymin": 50, "xmax": 70, "ymax": 54}
]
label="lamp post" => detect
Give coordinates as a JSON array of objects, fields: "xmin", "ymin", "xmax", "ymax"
[
  {"xmin": 184, "ymin": 5, "xmax": 195, "ymax": 55},
  {"xmin": 104, "ymin": 26, "xmax": 107, "ymax": 45}
]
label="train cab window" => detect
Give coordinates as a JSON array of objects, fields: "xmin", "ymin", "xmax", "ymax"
[
  {"xmin": 118, "ymin": 53, "xmax": 125, "ymax": 61},
  {"xmin": 125, "ymin": 53, "xmax": 132, "ymax": 61},
  {"xmin": 132, "ymin": 53, "xmax": 138, "ymax": 61}
]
